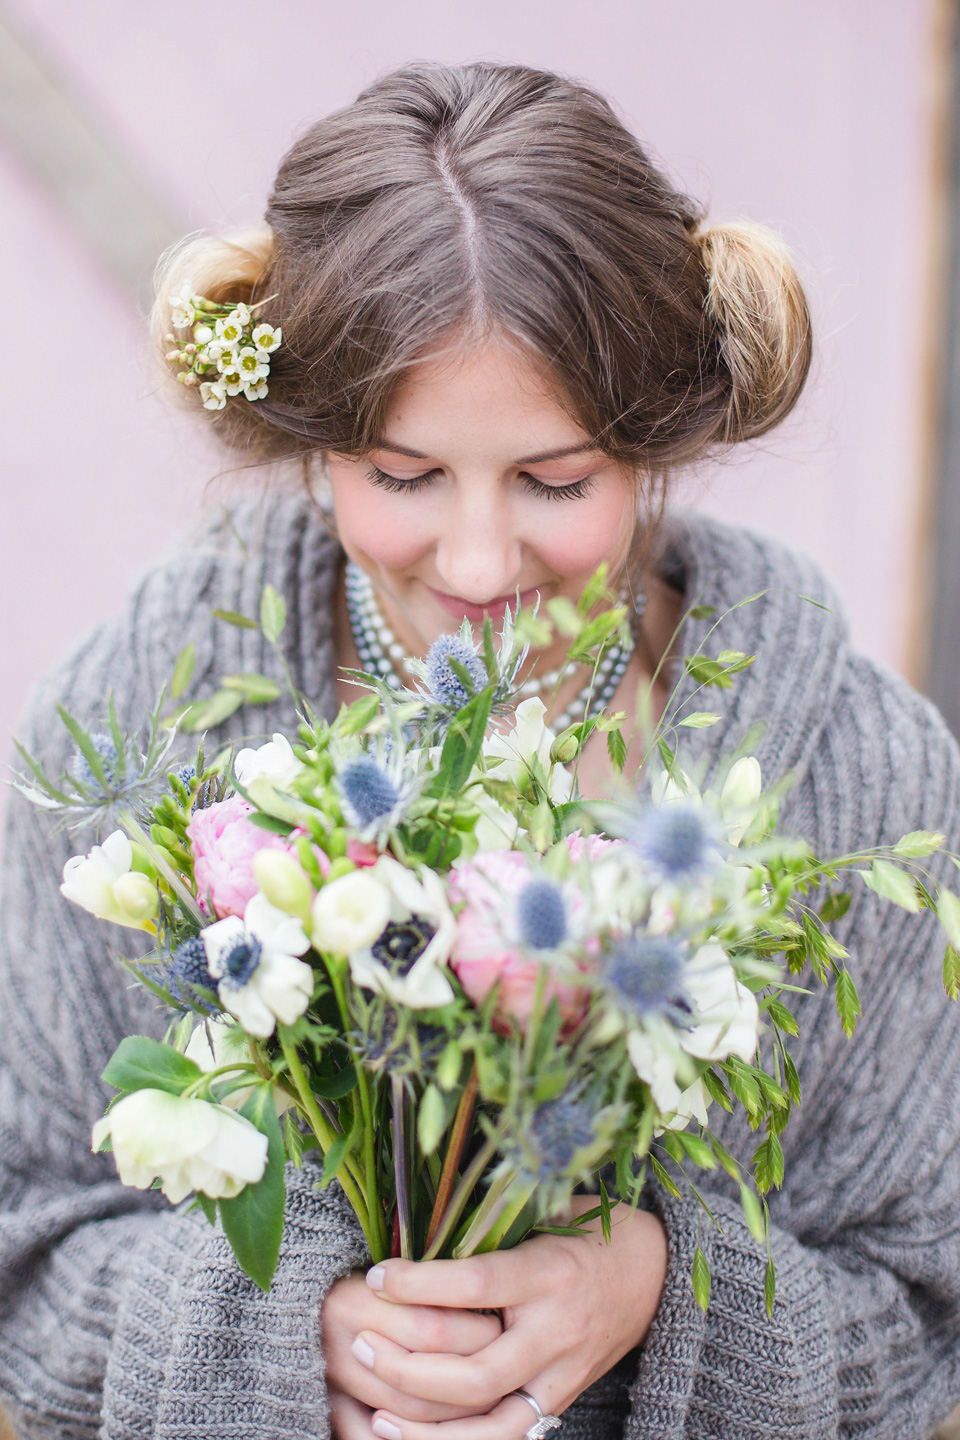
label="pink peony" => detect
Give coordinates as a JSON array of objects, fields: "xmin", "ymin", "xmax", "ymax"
[
  {"xmin": 564, "ymin": 829, "xmax": 624, "ymax": 864},
  {"xmin": 187, "ymin": 795, "xmax": 292, "ymax": 919},
  {"xmin": 448, "ymin": 851, "xmax": 590, "ymax": 1035}
]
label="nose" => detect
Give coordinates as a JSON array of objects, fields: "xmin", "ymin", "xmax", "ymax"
[{"xmin": 432, "ymin": 482, "xmax": 524, "ymax": 604}]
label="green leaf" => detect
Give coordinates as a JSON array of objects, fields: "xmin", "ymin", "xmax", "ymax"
[
  {"xmin": 598, "ymin": 1176, "xmax": 612, "ymax": 1244},
  {"xmin": 692, "ymin": 1246, "xmax": 711, "ymax": 1310},
  {"xmin": 835, "ymin": 967, "xmax": 861, "ymax": 1038},
  {"xmin": 739, "ymin": 1181, "xmax": 766, "ymax": 1243},
  {"xmin": 656, "ymin": 737, "xmax": 676, "ymax": 775},
  {"xmin": 546, "ymin": 596, "xmax": 582, "ymax": 638},
  {"xmin": 179, "ymin": 689, "xmax": 244, "ymax": 732},
  {"xmin": 893, "ymin": 830, "xmax": 945, "ymax": 859},
  {"xmin": 764, "ymin": 1257, "xmax": 777, "ymax": 1317},
  {"xmin": 221, "ymin": 673, "xmax": 283, "ymax": 704},
  {"xmin": 171, "ymin": 643, "xmax": 197, "ymax": 700},
  {"xmin": 939, "ymin": 890, "xmax": 960, "ymax": 949},
  {"xmin": 219, "ymin": 1086, "xmax": 286, "ymax": 1292},
  {"xmin": 311, "ymin": 1064, "xmax": 358, "ymax": 1100},
  {"xmin": 678, "ymin": 712, "xmax": 721, "ymax": 729},
  {"xmin": 724, "ymin": 1058, "xmax": 762, "ymax": 1118},
  {"xmin": 247, "ymin": 812, "xmax": 295, "ymax": 835},
  {"xmin": 102, "ymin": 1036, "xmax": 203, "ymax": 1096},
  {"xmin": 427, "ymin": 687, "xmax": 494, "ymax": 797},
  {"xmin": 701, "ymin": 1068, "xmax": 733, "ymax": 1113},
  {"xmin": 753, "ymin": 1133, "xmax": 785, "ymax": 1193},
  {"xmin": 336, "ymin": 693, "xmax": 383, "ymax": 737},
  {"xmin": 212, "ymin": 608, "xmax": 258, "ymax": 629},
  {"xmin": 606, "ymin": 727, "xmax": 627, "ymax": 773},
  {"xmin": 260, "ymin": 585, "xmax": 287, "ymax": 645},
  {"xmin": 675, "ymin": 1131, "xmax": 717, "ymax": 1170},
  {"xmin": 762, "ymin": 997, "xmax": 799, "ymax": 1037},
  {"xmin": 318, "ymin": 1127, "xmax": 351, "ymax": 1188},
  {"xmin": 820, "ymin": 891, "xmax": 852, "ymax": 923},
  {"xmin": 860, "ymin": 859, "xmax": 922, "ymax": 912},
  {"xmin": 944, "ymin": 944, "xmax": 960, "ymax": 1002},
  {"xmin": 195, "ymin": 1193, "xmax": 218, "ymax": 1226},
  {"xmin": 417, "ymin": 1083, "xmax": 447, "ymax": 1157},
  {"xmin": 688, "ymin": 604, "xmax": 716, "ymax": 621},
  {"xmin": 650, "ymin": 1153, "xmax": 681, "ymax": 1200}
]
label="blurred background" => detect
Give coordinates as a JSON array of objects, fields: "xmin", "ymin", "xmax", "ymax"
[{"xmin": 4, "ymin": 0, "xmax": 960, "ymax": 837}]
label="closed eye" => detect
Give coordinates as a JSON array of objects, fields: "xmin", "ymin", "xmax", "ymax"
[{"xmin": 364, "ymin": 464, "xmax": 597, "ymax": 502}]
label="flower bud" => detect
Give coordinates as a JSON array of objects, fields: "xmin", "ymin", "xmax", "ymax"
[
  {"xmin": 182, "ymin": 373, "xmax": 198, "ymax": 387},
  {"xmin": 325, "ymin": 855, "xmax": 356, "ymax": 884},
  {"xmin": 253, "ymin": 849, "xmax": 313, "ymax": 920},
  {"xmin": 111, "ymin": 871, "xmax": 159, "ymax": 925},
  {"xmin": 184, "ymin": 343, "xmax": 197, "ymax": 355},
  {"xmin": 165, "ymin": 349, "xmax": 181, "ymax": 362},
  {"xmin": 549, "ymin": 726, "xmax": 581, "ymax": 765}
]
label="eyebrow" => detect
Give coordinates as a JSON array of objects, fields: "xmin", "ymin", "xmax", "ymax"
[{"xmin": 374, "ymin": 438, "xmax": 601, "ymax": 465}]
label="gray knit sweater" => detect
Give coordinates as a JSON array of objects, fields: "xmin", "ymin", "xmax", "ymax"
[{"xmin": 2, "ymin": 490, "xmax": 960, "ymax": 1440}]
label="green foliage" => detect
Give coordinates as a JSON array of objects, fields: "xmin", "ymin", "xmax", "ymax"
[
  {"xmin": 944, "ymin": 945, "xmax": 960, "ymax": 1002},
  {"xmin": 606, "ymin": 727, "xmax": 627, "ymax": 773},
  {"xmin": 260, "ymin": 585, "xmax": 287, "ymax": 644},
  {"xmin": 212, "ymin": 608, "xmax": 258, "ymax": 629},
  {"xmin": 102, "ymin": 1036, "xmax": 203, "ymax": 1097},
  {"xmin": 835, "ymin": 967, "xmax": 861, "ymax": 1038},
  {"xmin": 171, "ymin": 644, "xmax": 197, "ymax": 700},
  {"xmin": 219, "ymin": 1086, "xmax": 286, "ymax": 1292},
  {"xmin": 860, "ymin": 859, "xmax": 922, "ymax": 913},
  {"xmin": 692, "ymin": 1246, "xmax": 711, "ymax": 1310}
]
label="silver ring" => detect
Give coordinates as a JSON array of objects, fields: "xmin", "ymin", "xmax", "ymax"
[{"xmin": 510, "ymin": 1389, "xmax": 562, "ymax": 1440}]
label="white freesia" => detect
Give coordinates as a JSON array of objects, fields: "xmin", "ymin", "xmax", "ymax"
[
  {"xmin": 473, "ymin": 698, "xmax": 573, "ymax": 849},
  {"xmin": 235, "ymin": 733, "xmax": 304, "ymax": 791},
  {"xmin": 61, "ymin": 831, "xmax": 157, "ymax": 930},
  {"xmin": 348, "ymin": 856, "xmax": 456, "ymax": 1007},
  {"xmin": 92, "ymin": 1087, "xmax": 267, "ymax": 1203},
  {"xmin": 203, "ymin": 893, "xmax": 313, "ymax": 1038},
  {"xmin": 184, "ymin": 1017, "xmax": 294, "ymax": 1116},
  {"xmin": 311, "ymin": 870, "xmax": 392, "ymax": 954}
]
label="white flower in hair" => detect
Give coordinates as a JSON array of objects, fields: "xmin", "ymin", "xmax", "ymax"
[
  {"xmin": 232, "ymin": 302, "xmax": 252, "ymax": 326},
  {"xmin": 216, "ymin": 312, "xmax": 246, "ymax": 347},
  {"xmin": 224, "ymin": 372, "xmax": 246, "ymax": 397},
  {"xmin": 244, "ymin": 379, "xmax": 269, "ymax": 401},
  {"xmin": 170, "ymin": 284, "xmax": 197, "ymax": 328},
  {"xmin": 200, "ymin": 380, "xmax": 227, "ymax": 410},
  {"xmin": 216, "ymin": 348, "xmax": 241, "ymax": 375},
  {"xmin": 252, "ymin": 323, "xmax": 282, "ymax": 353},
  {"xmin": 236, "ymin": 347, "xmax": 269, "ymax": 383},
  {"xmin": 193, "ymin": 323, "xmax": 214, "ymax": 345}
]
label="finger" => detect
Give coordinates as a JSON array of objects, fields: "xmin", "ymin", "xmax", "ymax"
[
  {"xmin": 353, "ymin": 1325, "xmax": 541, "ymax": 1411},
  {"xmin": 371, "ymin": 1387, "xmax": 562, "ymax": 1440},
  {"xmin": 379, "ymin": 1303, "xmax": 503, "ymax": 1356},
  {"xmin": 342, "ymin": 1356, "xmax": 490, "ymax": 1424},
  {"xmin": 328, "ymin": 1386, "xmax": 375, "ymax": 1440},
  {"xmin": 367, "ymin": 1250, "xmax": 541, "ymax": 1311}
]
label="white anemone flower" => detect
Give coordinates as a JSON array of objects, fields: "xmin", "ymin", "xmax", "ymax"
[
  {"xmin": 252, "ymin": 322, "xmax": 282, "ymax": 352},
  {"xmin": 348, "ymin": 856, "xmax": 456, "ymax": 1008},
  {"xmin": 200, "ymin": 380, "xmax": 227, "ymax": 411},
  {"xmin": 184, "ymin": 1017, "xmax": 295, "ymax": 1116},
  {"xmin": 235, "ymin": 734, "xmax": 304, "ymax": 792},
  {"xmin": 61, "ymin": 830, "xmax": 158, "ymax": 930},
  {"xmin": 92, "ymin": 1087, "xmax": 267, "ymax": 1203},
  {"xmin": 681, "ymin": 943, "xmax": 760, "ymax": 1063},
  {"xmin": 203, "ymin": 893, "xmax": 313, "ymax": 1038}
]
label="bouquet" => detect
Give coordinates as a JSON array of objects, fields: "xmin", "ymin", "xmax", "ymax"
[{"xmin": 15, "ymin": 572, "xmax": 960, "ymax": 1310}]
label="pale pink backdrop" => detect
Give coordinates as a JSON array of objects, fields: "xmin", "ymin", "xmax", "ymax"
[{"xmin": 1, "ymin": 0, "xmax": 942, "ymax": 836}]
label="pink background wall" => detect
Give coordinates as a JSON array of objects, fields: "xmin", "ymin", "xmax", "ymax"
[{"xmin": 1, "ymin": 1, "xmax": 943, "ymax": 828}]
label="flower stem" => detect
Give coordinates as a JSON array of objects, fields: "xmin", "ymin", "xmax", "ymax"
[
  {"xmin": 391, "ymin": 1076, "xmax": 414, "ymax": 1260},
  {"xmin": 425, "ymin": 1062, "xmax": 478, "ymax": 1254},
  {"xmin": 278, "ymin": 1027, "xmax": 370, "ymax": 1238},
  {"xmin": 325, "ymin": 961, "xmax": 388, "ymax": 1262},
  {"xmin": 451, "ymin": 1170, "xmax": 514, "ymax": 1258},
  {"xmin": 462, "ymin": 1177, "xmax": 538, "ymax": 1256},
  {"xmin": 421, "ymin": 1134, "xmax": 499, "ymax": 1261},
  {"xmin": 119, "ymin": 808, "xmax": 207, "ymax": 926}
]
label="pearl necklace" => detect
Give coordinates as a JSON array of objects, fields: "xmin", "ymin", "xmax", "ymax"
[{"xmin": 345, "ymin": 562, "xmax": 643, "ymax": 735}]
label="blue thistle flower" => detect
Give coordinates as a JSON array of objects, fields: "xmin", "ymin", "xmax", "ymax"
[
  {"xmin": 630, "ymin": 802, "xmax": 723, "ymax": 882},
  {"xmin": 603, "ymin": 934, "xmax": 691, "ymax": 1023},
  {"xmin": 176, "ymin": 764, "xmax": 197, "ymax": 787},
  {"xmin": 338, "ymin": 754, "xmax": 402, "ymax": 830},
  {"xmin": 71, "ymin": 734, "xmax": 128, "ymax": 793},
  {"xmin": 527, "ymin": 1095, "xmax": 597, "ymax": 1181},
  {"xmin": 425, "ymin": 634, "xmax": 488, "ymax": 710},
  {"xmin": 516, "ymin": 879, "xmax": 568, "ymax": 950},
  {"xmin": 165, "ymin": 936, "xmax": 218, "ymax": 1008},
  {"xmin": 349, "ymin": 1010, "xmax": 445, "ymax": 1076}
]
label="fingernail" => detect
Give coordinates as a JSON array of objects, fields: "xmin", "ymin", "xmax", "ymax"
[
  {"xmin": 372, "ymin": 1421, "xmax": 402, "ymax": 1440},
  {"xmin": 352, "ymin": 1335, "xmax": 376, "ymax": 1369},
  {"xmin": 366, "ymin": 1264, "xmax": 386, "ymax": 1290}
]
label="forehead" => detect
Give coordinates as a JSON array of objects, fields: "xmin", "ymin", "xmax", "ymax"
[{"xmin": 378, "ymin": 336, "xmax": 595, "ymax": 458}]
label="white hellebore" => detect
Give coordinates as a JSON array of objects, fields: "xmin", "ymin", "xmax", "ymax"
[
  {"xmin": 348, "ymin": 856, "xmax": 456, "ymax": 1008},
  {"xmin": 202, "ymin": 893, "xmax": 313, "ymax": 1038},
  {"xmin": 92, "ymin": 1087, "xmax": 267, "ymax": 1203},
  {"xmin": 626, "ymin": 942, "xmax": 759, "ymax": 1127},
  {"xmin": 185, "ymin": 1016, "xmax": 295, "ymax": 1116},
  {"xmin": 61, "ymin": 830, "xmax": 158, "ymax": 930},
  {"xmin": 473, "ymin": 698, "xmax": 573, "ymax": 849}
]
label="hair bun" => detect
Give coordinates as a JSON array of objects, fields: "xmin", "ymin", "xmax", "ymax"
[{"xmin": 696, "ymin": 219, "xmax": 812, "ymax": 444}]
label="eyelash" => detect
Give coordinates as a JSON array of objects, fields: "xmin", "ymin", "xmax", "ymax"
[{"xmin": 364, "ymin": 464, "xmax": 597, "ymax": 502}]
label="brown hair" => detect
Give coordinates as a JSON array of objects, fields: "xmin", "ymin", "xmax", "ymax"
[{"xmin": 151, "ymin": 60, "xmax": 812, "ymax": 496}]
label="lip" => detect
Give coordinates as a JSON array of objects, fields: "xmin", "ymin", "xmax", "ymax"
[{"xmin": 426, "ymin": 584, "xmax": 544, "ymax": 624}]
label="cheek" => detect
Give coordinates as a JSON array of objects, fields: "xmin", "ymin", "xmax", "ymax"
[
  {"xmin": 531, "ymin": 487, "xmax": 635, "ymax": 579},
  {"xmin": 328, "ymin": 472, "xmax": 435, "ymax": 571}
]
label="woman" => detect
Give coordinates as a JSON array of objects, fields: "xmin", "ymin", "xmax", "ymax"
[{"xmin": 1, "ymin": 60, "xmax": 959, "ymax": 1440}]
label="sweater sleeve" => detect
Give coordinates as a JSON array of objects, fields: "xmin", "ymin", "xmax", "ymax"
[
  {"xmin": 619, "ymin": 663, "xmax": 960, "ymax": 1439},
  {"xmin": 0, "ymin": 505, "xmax": 367, "ymax": 1439}
]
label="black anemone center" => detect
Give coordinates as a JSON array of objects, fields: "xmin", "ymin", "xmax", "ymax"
[
  {"xmin": 221, "ymin": 937, "xmax": 263, "ymax": 987},
  {"xmin": 371, "ymin": 915, "xmax": 436, "ymax": 975}
]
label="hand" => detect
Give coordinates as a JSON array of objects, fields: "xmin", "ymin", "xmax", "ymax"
[
  {"xmin": 352, "ymin": 1196, "xmax": 668, "ymax": 1440},
  {"xmin": 322, "ymin": 1269, "xmax": 503, "ymax": 1440}
]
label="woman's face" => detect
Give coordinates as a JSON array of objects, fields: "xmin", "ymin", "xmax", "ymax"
[{"xmin": 325, "ymin": 336, "xmax": 638, "ymax": 659}]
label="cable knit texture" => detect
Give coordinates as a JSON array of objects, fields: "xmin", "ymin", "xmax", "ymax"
[{"xmin": 1, "ymin": 490, "xmax": 959, "ymax": 1439}]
